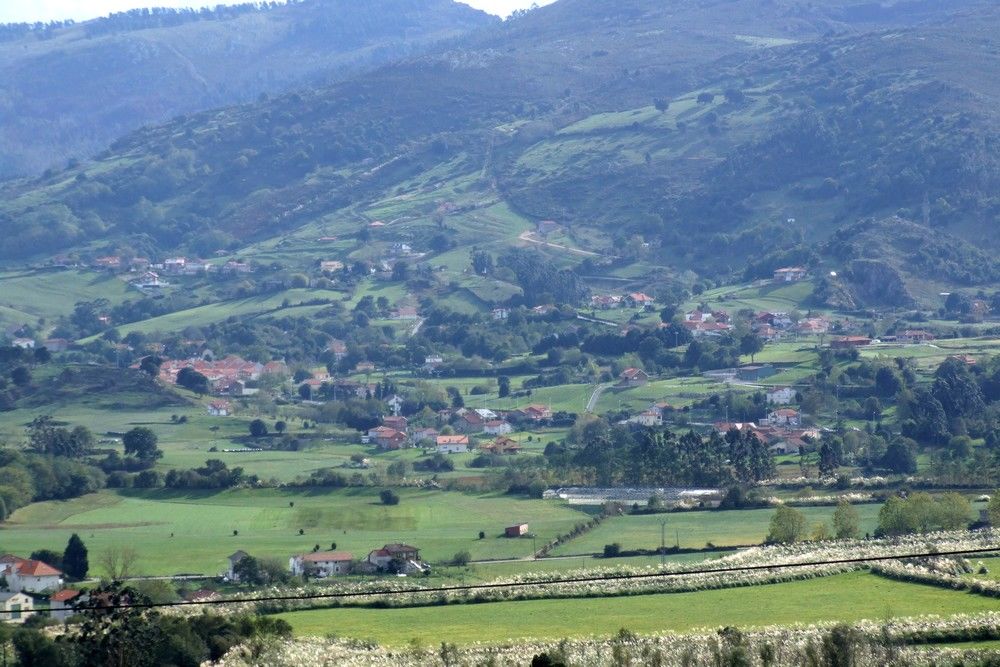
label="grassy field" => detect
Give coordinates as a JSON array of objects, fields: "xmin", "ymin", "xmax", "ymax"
[
  {"xmin": 549, "ymin": 504, "xmax": 888, "ymax": 554},
  {"xmin": 0, "ymin": 488, "xmax": 591, "ymax": 576},
  {"xmin": 275, "ymin": 571, "xmax": 998, "ymax": 644}
]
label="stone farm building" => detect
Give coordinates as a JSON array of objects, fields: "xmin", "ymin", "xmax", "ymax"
[{"xmin": 289, "ymin": 551, "xmax": 354, "ymax": 577}]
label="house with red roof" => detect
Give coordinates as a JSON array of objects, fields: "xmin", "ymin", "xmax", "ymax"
[
  {"xmin": 363, "ymin": 544, "xmax": 424, "ymax": 573},
  {"xmin": 50, "ymin": 589, "xmax": 83, "ymax": 621},
  {"xmin": 436, "ymin": 434, "xmax": 470, "ymax": 454},
  {"xmin": 764, "ymin": 408, "xmax": 802, "ymax": 428},
  {"xmin": 625, "ymin": 292, "xmax": 656, "ymax": 309},
  {"xmin": 517, "ymin": 404, "xmax": 552, "ymax": 421},
  {"xmin": 289, "ymin": 551, "xmax": 354, "ymax": 577},
  {"xmin": 0, "ymin": 556, "xmax": 64, "ymax": 593},
  {"xmin": 618, "ymin": 367, "xmax": 649, "ymax": 387}
]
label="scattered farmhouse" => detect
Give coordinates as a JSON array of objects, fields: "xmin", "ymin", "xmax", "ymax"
[
  {"xmin": 628, "ymin": 410, "xmax": 663, "ymax": 427},
  {"xmin": 480, "ymin": 436, "xmax": 522, "ymax": 455},
  {"xmin": 766, "ymin": 387, "xmax": 796, "ymax": 405},
  {"xmin": 773, "ymin": 267, "xmax": 807, "ymax": 283},
  {"xmin": 517, "ymin": 404, "xmax": 553, "ymax": 421},
  {"xmin": 289, "ymin": 551, "xmax": 353, "ymax": 577},
  {"xmin": 625, "ymin": 292, "xmax": 656, "ymax": 309},
  {"xmin": 0, "ymin": 592, "xmax": 33, "ymax": 624},
  {"xmin": 764, "ymin": 408, "xmax": 802, "ymax": 428},
  {"xmin": 207, "ymin": 400, "xmax": 232, "ymax": 417},
  {"xmin": 618, "ymin": 367, "xmax": 649, "ymax": 387},
  {"xmin": 483, "ymin": 420, "xmax": 513, "ymax": 436},
  {"xmin": 898, "ymin": 330, "xmax": 935, "ymax": 344},
  {"xmin": 436, "ymin": 435, "xmax": 470, "ymax": 454},
  {"xmin": 363, "ymin": 544, "xmax": 426, "ymax": 574},
  {"xmin": 0, "ymin": 556, "xmax": 64, "ymax": 593},
  {"xmin": 50, "ymin": 589, "xmax": 83, "ymax": 621},
  {"xmin": 226, "ymin": 551, "xmax": 250, "ymax": 581}
]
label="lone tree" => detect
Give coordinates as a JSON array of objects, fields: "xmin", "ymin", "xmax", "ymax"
[
  {"xmin": 766, "ymin": 505, "xmax": 806, "ymax": 544},
  {"xmin": 832, "ymin": 500, "xmax": 861, "ymax": 539},
  {"xmin": 498, "ymin": 375, "xmax": 511, "ymax": 399},
  {"xmin": 380, "ymin": 489, "xmax": 400, "ymax": 506},
  {"xmin": 274, "ymin": 420, "xmax": 287, "ymax": 434},
  {"xmin": 739, "ymin": 333, "xmax": 764, "ymax": 364},
  {"xmin": 249, "ymin": 419, "xmax": 268, "ymax": 438},
  {"xmin": 123, "ymin": 427, "xmax": 161, "ymax": 461},
  {"xmin": 63, "ymin": 533, "xmax": 89, "ymax": 580}
]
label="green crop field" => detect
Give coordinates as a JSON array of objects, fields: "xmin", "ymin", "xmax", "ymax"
[
  {"xmin": 275, "ymin": 571, "xmax": 998, "ymax": 644},
  {"xmin": 0, "ymin": 488, "xmax": 591, "ymax": 576},
  {"xmin": 549, "ymin": 505, "xmax": 888, "ymax": 555}
]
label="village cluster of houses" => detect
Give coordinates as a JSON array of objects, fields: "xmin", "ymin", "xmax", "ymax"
[
  {"xmin": 226, "ymin": 544, "xmax": 429, "ymax": 581},
  {"xmin": 590, "ymin": 292, "xmax": 657, "ymax": 311},
  {"xmin": 361, "ymin": 398, "xmax": 552, "ymax": 454},
  {"xmin": 157, "ymin": 356, "xmax": 288, "ymax": 396},
  {"xmin": 0, "ymin": 555, "xmax": 83, "ymax": 624}
]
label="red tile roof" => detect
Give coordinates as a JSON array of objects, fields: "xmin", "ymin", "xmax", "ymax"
[
  {"xmin": 50, "ymin": 589, "xmax": 80, "ymax": 602},
  {"xmin": 17, "ymin": 559, "xmax": 62, "ymax": 577}
]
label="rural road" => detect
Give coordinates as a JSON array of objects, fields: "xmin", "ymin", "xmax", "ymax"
[
  {"xmin": 586, "ymin": 383, "xmax": 612, "ymax": 413},
  {"xmin": 518, "ymin": 231, "xmax": 602, "ymax": 257}
]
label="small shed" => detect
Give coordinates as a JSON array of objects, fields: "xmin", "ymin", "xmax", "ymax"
[{"xmin": 505, "ymin": 523, "xmax": 529, "ymax": 538}]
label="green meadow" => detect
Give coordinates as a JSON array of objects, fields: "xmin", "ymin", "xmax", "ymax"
[
  {"xmin": 549, "ymin": 504, "xmax": 886, "ymax": 554},
  {"xmin": 0, "ymin": 488, "xmax": 590, "ymax": 576},
  {"xmin": 276, "ymin": 571, "xmax": 998, "ymax": 644}
]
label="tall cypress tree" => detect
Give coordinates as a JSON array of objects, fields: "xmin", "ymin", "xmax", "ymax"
[{"xmin": 63, "ymin": 533, "xmax": 88, "ymax": 580}]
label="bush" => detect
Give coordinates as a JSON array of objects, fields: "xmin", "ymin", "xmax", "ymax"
[
  {"xmin": 379, "ymin": 489, "xmax": 400, "ymax": 506},
  {"xmin": 451, "ymin": 551, "xmax": 471, "ymax": 566},
  {"xmin": 603, "ymin": 543, "xmax": 621, "ymax": 558}
]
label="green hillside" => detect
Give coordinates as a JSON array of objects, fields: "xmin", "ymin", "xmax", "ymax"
[{"xmin": 0, "ymin": 0, "xmax": 496, "ymax": 179}]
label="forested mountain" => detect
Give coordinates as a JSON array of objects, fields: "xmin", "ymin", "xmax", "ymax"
[
  {"xmin": 0, "ymin": 0, "xmax": 495, "ymax": 179},
  {"xmin": 0, "ymin": 0, "xmax": 996, "ymax": 296}
]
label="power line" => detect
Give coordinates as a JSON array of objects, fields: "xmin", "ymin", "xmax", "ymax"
[{"xmin": 13, "ymin": 544, "xmax": 998, "ymax": 616}]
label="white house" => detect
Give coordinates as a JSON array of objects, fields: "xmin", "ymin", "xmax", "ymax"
[
  {"xmin": 483, "ymin": 420, "xmax": 513, "ymax": 436},
  {"xmin": 11, "ymin": 338, "xmax": 35, "ymax": 349},
  {"xmin": 765, "ymin": 387, "xmax": 796, "ymax": 405},
  {"xmin": 773, "ymin": 267, "xmax": 807, "ymax": 283},
  {"xmin": 207, "ymin": 400, "xmax": 232, "ymax": 417},
  {"xmin": 628, "ymin": 410, "xmax": 663, "ymax": 427},
  {"xmin": 0, "ymin": 592, "xmax": 34, "ymax": 624},
  {"xmin": 436, "ymin": 435, "xmax": 470, "ymax": 454},
  {"xmin": 226, "ymin": 551, "xmax": 250, "ymax": 581},
  {"xmin": 49, "ymin": 589, "xmax": 83, "ymax": 622},
  {"xmin": 289, "ymin": 551, "xmax": 353, "ymax": 577},
  {"xmin": 765, "ymin": 408, "xmax": 802, "ymax": 428},
  {"xmin": 0, "ymin": 557, "xmax": 63, "ymax": 593}
]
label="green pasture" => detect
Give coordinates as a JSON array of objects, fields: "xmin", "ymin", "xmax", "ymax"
[
  {"xmin": 275, "ymin": 571, "xmax": 998, "ymax": 644},
  {"xmin": 0, "ymin": 489, "xmax": 590, "ymax": 576},
  {"xmin": 84, "ymin": 288, "xmax": 345, "ymax": 340},
  {"xmin": 0, "ymin": 269, "xmax": 132, "ymax": 323},
  {"xmin": 548, "ymin": 504, "xmax": 888, "ymax": 555}
]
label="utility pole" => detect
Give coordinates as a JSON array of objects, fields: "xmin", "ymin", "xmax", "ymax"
[{"xmin": 660, "ymin": 519, "xmax": 667, "ymax": 566}]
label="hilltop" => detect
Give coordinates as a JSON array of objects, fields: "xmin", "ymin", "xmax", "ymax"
[
  {"xmin": 0, "ymin": 0, "xmax": 495, "ymax": 179},
  {"xmin": 0, "ymin": 0, "xmax": 997, "ymax": 306}
]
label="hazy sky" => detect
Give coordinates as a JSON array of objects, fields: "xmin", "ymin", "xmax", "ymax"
[{"xmin": 0, "ymin": 0, "xmax": 556, "ymax": 23}]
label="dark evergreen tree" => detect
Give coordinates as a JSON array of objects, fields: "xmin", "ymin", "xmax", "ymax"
[{"xmin": 63, "ymin": 533, "xmax": 89, "ymax": 580}]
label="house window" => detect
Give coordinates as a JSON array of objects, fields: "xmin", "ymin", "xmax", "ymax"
[{"xmin": 11, "ymin": 604, "xmax": 21, "ymax": 620}]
